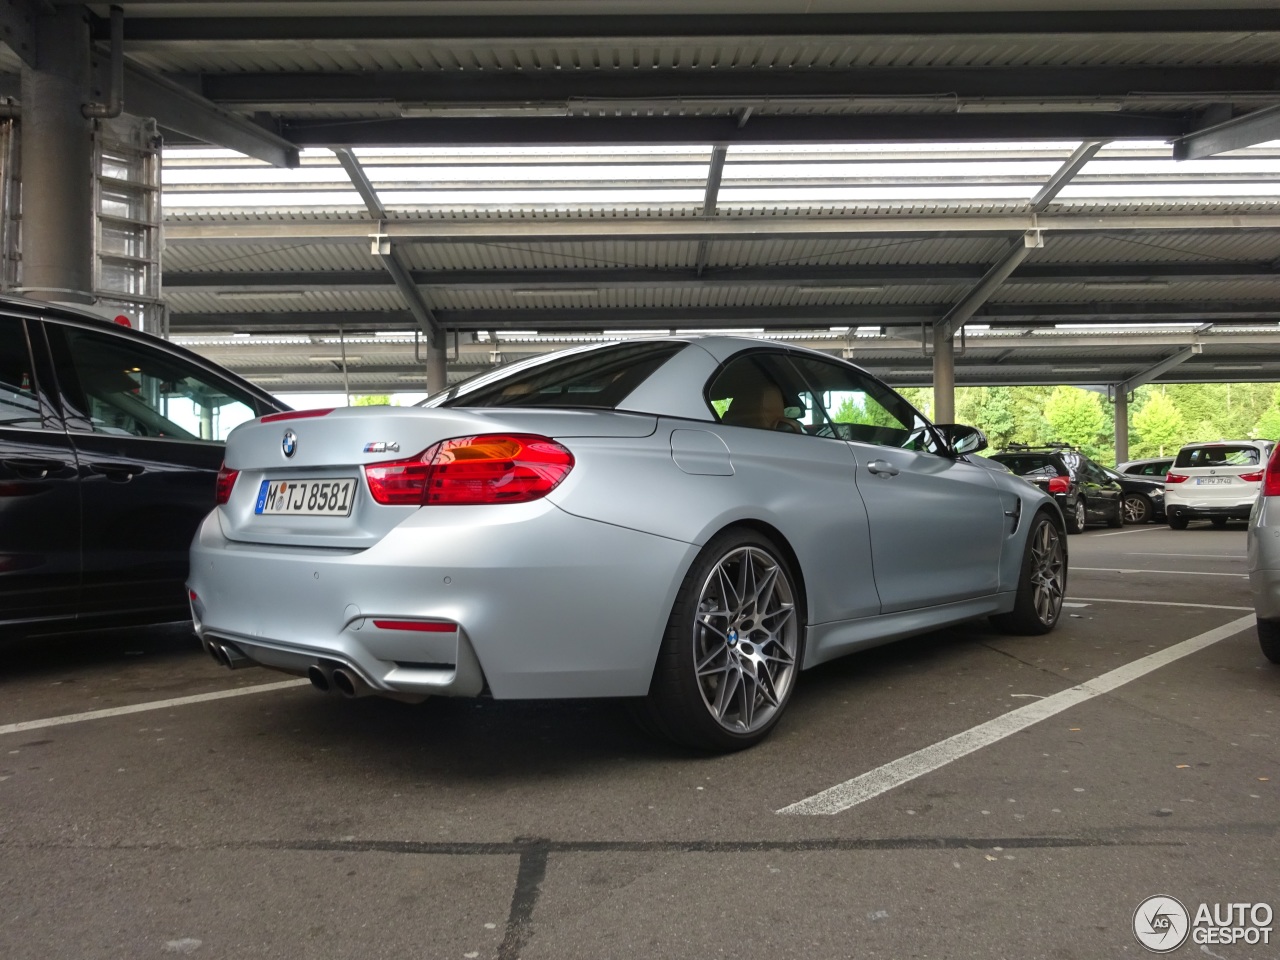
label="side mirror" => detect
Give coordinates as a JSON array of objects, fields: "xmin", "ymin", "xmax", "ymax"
[{"xmin": 935, "ymin": 423, "xmax": 988, "ymax": 456}]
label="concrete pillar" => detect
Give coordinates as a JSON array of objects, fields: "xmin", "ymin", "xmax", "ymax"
[
  {"xmin": 20, "ymin": 7, "xmax": 95, "ymax": 305},
  {"xmin": 427, "ymin": 329, "xmax": 449, "ymax": 395},
  {"xmin": 932, "ymin": 331, "xmax": 956, "ymax": 423},
  {"xmin": 1114, "ymin": 390, "xmax": 1130, "ymax": 464}
]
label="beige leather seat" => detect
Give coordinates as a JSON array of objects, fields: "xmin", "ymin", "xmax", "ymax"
[{"xmin": 723, "ymin": 381, "xmax": 803, "ymax": 433}]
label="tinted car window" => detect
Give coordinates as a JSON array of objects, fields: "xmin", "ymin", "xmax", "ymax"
[
  {"xmin": 0, "ymin": 318, "xmax": 45, "ymax": 429},
  {"xmin": 993, "ymin": 455, "xmax": 1063, "ymax": 478},
  {"xmin": 54, "ymin": 326, "xmax": 262, "ymax": 441},
  {"xmin": 786, "ymin": 354, "xmax": 940, "ymax": 453},
  {"xmin": 439, "ymin": 341, "xmax": 683, "ymax": 409},
  {"xmin": 1175, "ymin": 445, "xmax": 1261, "ymax": 468}
]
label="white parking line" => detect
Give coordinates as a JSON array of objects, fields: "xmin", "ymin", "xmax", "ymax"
[
  {"xmin": 777, "ymin": 614, "xmax": 1254, "ymax": 816},
  {"xmin": 1093, "ymin": 526, "xmax": 1162, "ymax": 537},
  {"xmin": 1126, "ymin": 553, "xmax": 1244, "ymax": 561},
  {"xmin": 1070, "ymin": 597, "xmax": 1253, "ymax": 611},
  {"xmin": 0, "ymin": 679, "xmax": 310, "ymax": 737},
  {"xmin": 1073, "ymin": 567, "xmax": 1247, "ymax": 578}
]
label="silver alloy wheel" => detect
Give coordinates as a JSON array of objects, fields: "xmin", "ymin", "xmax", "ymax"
[
  {"xmin": 692, "ymin": 545, "xmax": 799, "ymax": 734},
  {"xmin": 1028, "ymin": 519, "xmax": 1066, "ymax": 626},
  {"xmin": 1123, "ymin": 494, "xmax": 1149, "ymax": 524},
  {"xmin": 1073, "ymin": 500, "xmax": 1086, "ymax": 531}
]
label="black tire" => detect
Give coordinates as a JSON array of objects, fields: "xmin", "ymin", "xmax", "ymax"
[
  {"xmin": 1065, "ymin": 498, "xmax": 1086, "ymax": 534},
  {"xmin": 1259, "ymin": 619, "xmax": 1280, "ymax": 665},
  {"xmin": 1210, "ymin": 517, "xmax": 1229, "ymax": 529},
  {"xmin": 637, "ymin": 528, "xmax": 804, "ymax": 752},
  {"xmin": 1122, "ymin": 493, "xmax": 1152, "ymax": 525},
  {"xmin": 1168, "ymin": 515, "xmax": 1189, "ymax": 530},
  {"xmin": 1106, "ymin": 499, "xmax": 1124, "ymax": 528},
  {"xmin": 991, "ymin": 511, "xmax": 1067, "ymax": 636}
]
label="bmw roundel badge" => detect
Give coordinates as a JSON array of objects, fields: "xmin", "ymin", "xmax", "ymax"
[{"xmin": 282, "ymin": 429, "xmax": 298, "ymax": 458}]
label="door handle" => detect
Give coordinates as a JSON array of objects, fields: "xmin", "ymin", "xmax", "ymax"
[
  {"xmin": 866, "ymin": 460, "xmax": 900, "ymax": 477},
  {"xmin": 2, "ymin": 456, "xmax": 63, "ymax": 480},
  {"xmin": 88, "ymin": 462, "xmax": 145, "ymax": 482}
]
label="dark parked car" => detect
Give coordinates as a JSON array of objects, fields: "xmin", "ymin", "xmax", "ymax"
[
  {"xmin": 0, "ymin": 295, "xmax": 283, "ymax": 638},
  {"xmin": 989, "ymin": 443, "xmax": 1123, "ymax": 533},
  {"xmin": 1115, "ymin": 457, "xmax": 1175, "ymax": 478},
  {"xmin": 1103, "ymin": 465, "xmax": 1166, "ymax": 524}
]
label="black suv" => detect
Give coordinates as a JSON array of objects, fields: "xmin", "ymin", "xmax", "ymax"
[
  {"xmin": 1, "ymin": 295, "xmax": 284, "ymax": 638},
  {"xmin": 989, "ymin": 443, "xmax": 1124, "ymax": 534}
]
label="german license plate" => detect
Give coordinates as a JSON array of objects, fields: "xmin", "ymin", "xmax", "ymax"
[
  {"xmin": 1195, "ymin": 477, "xmax": 1232, "ymax": 485},
  {"xmin": 255, "ymin": 478, "xmax": 356, "ymax": 516}
]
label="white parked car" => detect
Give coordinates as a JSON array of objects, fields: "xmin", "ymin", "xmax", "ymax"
[
  {"xmin": 1247, "ymin": 442, "xmax": 1280, "ymax": 663},
  {"xmin": 1164, "ymin": 439, "xmax": 1275, "ymax": 529}
]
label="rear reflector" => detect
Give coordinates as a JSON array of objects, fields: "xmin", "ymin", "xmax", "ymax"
[
  {"xmin": 260, "ymin": 408, "xmax": 335, "ymax": 423},
  {"xmin": 215, "ymin": 462, "xmax": 239, "ymax": 504},
  {"xmin": 1263, "ymin": 446, "xmax": 1280, "ymax": 498},
  {"xmin": 372, "ymin": 620, "xmax": 457, "ymax": 633},
  {"xmin": 1165, "ymin": 472, "xmax": 1189, "ymax": 483},
  {"xmin": 365, "ymin": 433, "xmax": 574, "ymax": 506}
]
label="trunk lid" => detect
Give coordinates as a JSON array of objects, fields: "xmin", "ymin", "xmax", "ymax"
[{"xmin": 216, "ymin": 406, "xmax": 656, "ymax": 548}]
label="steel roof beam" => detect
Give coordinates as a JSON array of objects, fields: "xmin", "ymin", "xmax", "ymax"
[
  {"xmin": 1031, "ymin": 140, "xmax": 1107, "ymax": 212},
  {"xmin": 168, "ymin": 300, "xmax": 1280, "ymax": 332},
  {"xmin": 1116, "ymin": 346, "xmax": 1204, "ymax": 395},
  {"xmin": 112, "ymin": 10, "xmax": 1280, "ymax": 42},
  {"xmin": 1173, "ymin": 105, "xmax": 1280, "ymax": 160},
  {"xmin": 694, "ymin": 146, "xmax": 727, "ymax": 278},
  {"xmin": 281, "ymin": 113, "xmax": 1185, "ymax": 148},
  {"xmin": 121, "ymin": 61, "xmax": 299, "ymax": 168},
  {"xmin": 160, "ymin": 261, "xmax": 1280, "ymax": 292},
  {"xmin": 201, "ymin": 66, "xmax": 1279, "ymax": 106},
  {"xmin": 164, "ymin": 213, "xmax": 1280, "ymax": 243},
  {"xmin": 0, "ymin": 0, "xmax": 40, "ymax": 69},
  {"xmin": 333, "ymin": 147, "xmax": 442, "ymax": 341}
]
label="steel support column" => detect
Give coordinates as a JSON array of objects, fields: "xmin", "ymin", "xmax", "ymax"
[
  {"xmin": 932, "ymin": 332, "xmax": 955, "ymax": 424},
  {"xmin": 1114, "ymin": 390, "xmax": 1129, "ymax": 464},
  {"xmin": 19, "ymin": 7, "xmax": 93, "ymax": 304}
]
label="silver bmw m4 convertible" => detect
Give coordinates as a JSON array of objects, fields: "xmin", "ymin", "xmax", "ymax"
[{"xmin": 189, "ymin": 336, "xmax": 1067, "ymax": 750}]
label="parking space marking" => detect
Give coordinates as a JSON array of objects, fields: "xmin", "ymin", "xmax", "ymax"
[
  {"xmin": 1094, "ymin": 527, "xmax": 1162, "ymax": 537},
  {"xmin": 1126, "ymin": 552, "xmax": 1244, "ymax": 561},
  {"xmin": 1070, "ymin": 597, "xmax": 1252, "ymax": 611},
  {"xmin": 777, "ymin": 614, "xmax": 1254, "ymax": 816},
  {"xmin": 1073, "ymin": 566, "xmax": 1247, "ymax": 578},
  {"xmin": 0, "ymin": 679, "xmax": 310, "ymax": 737}
]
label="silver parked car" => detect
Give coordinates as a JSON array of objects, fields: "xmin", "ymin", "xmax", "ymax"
[
  {"xmin": 189, "ymin": 337, "xmax": 1068, "ymax": 750},
  {"xmin": 1247, "ymin": 441, "xmax": 1280, "ymax": 664}
]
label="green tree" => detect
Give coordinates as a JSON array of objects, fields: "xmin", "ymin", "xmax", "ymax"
[
  {"xmin": 1131, "ymin": 388, "xmax": 1184, "ymax": 458},
  {"xmin": 1044, "ymin": 386, "xmax": 1107, "ymax": 457},
  {"xmin": 353, "ymin": 394, "xmax": 393, "ymax": 406},
  {"xmin": 1254, "ymin": 387, "xmax": 1280, "ymax": 442}
]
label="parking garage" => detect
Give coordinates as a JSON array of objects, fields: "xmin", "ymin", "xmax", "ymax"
[{"xmin": 1, "ymin": 3, "xmax": 1278, "ymax": 959}]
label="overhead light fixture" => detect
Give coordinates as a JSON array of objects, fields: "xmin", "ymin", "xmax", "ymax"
[
  {"xmin": 1213, "ymin": 363, "xmax": 1263, "ymax": 371},
  {"xmin": 511, "ymin": 288, "xmax": 599, "ymax": 298},
  {"xmin": 956, "ymin": 100, "xmax": 1125, "ymax": 113},
  {"xmin": 1083, "ymin": 281, "xmax": 1171, "ymax": 290},
  {"xmin": 399, "ymin": 103, "xmax": 570, "ymax": 118},
  {"xmin": 253, "ymin": 376, "xmax": 285, "ymax": 383},
  {"xmin": 1052, "ymin": 366, "xmax": 1104, "ymax": 374},
  {"xmin": 216, "ymin": 290, "xmax": 308, "ymax": 300},
  {"xmin": 308, "ymin": 355, "xmax": 362, "ymax": 363},
  {"xmin": 231, "ymin": 332, "xmax": 252, "ymax": 338},
  {"xmin": 803, "ymin": 285, "xmax": 884, "ymax": 294}
]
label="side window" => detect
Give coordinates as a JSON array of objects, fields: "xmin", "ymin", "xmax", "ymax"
[
  {"xmin": 0, "ymin": 317, "xmax": 48, "ymax": 429},
  {"xmin": 787, "ymin": 355, "xmax": 941, "ymax": 453},
  {"xmin": 53, "ymin": 326, "xmax": 262, "ymax": 442},
  {"xmin": 706, "ymin": 352, "xmax": 816, "ymax": 435}
]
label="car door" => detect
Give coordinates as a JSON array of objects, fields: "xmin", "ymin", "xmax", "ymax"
[
  {"xmin": 787, "ymin": 354, "xmax": 1007, "ymax": 614},
  {"xmin": 1077, "ymin": 456, "xmax": 1121, "ymax": 521},
  {"xmin": 0, "ymin": 313, "xmax": 80, "ymax": 626},
  {"xmin": 43, "ymin": 319, "xmax": 278, "ymax": 620}
]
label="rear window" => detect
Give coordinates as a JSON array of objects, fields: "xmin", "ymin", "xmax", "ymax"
[
  {"xmin": 432, "ymin": 341, "xmax": 683, "ymax": 409},
  {"xmin": 992, "ymin": 455, "xmax": 1063, "ymax": 478},
  {"xmin": 1175, "ymin": 445, "xmax": 1261, "ymax": 468}
]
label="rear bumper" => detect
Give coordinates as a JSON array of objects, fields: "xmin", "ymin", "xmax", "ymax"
[
  {"xmin": 1165, "ymin": 488, "xmax": 1256, "ymax": 520},
  {"xmin": 188, "ymin": 501, "xmax": 698, "ymax": 699}
]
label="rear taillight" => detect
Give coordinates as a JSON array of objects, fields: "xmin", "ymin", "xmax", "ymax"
[
  {"xmin": 1239, "ymin": 471, "xmax": 1264, "ymax": 483},
  {"xmin": 1165, "ymin": 472, "xmax": 1189, "ymax": 483},
  {"xmin": 260, "ymin": 408, "xmax": 334, "ymax": 423},
  {"xmin": 1046, "ymin": 476, "xmax": 1070, "ymax": 494},
  {"xmin": 215, "ymin": 462, "xmax": 239, "ymax": 504},
  {"xmin": 364, "ymin": 433, "xmax": 574, "ymax": 506},
  {"xmin": 1263, "ymin": 446, "xmax": 1280, "ymax": 498}
]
